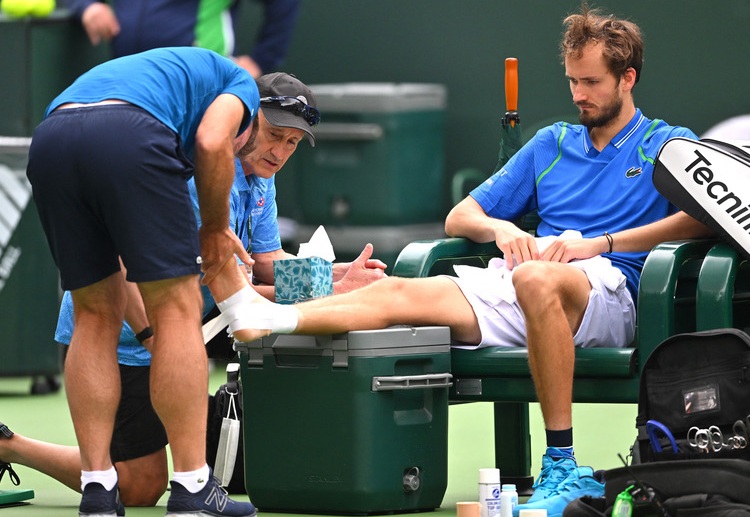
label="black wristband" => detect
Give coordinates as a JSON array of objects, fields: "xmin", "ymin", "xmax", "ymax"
[
  {"xmin": 603, "ymin": 232, "xmax": 613, "ymax": 254},
  {"xmin": 135, "ymin": 326, "xmax": 153, "ymax": 344},
  {"xmin": 0, "ymin": 423, "xmax": 13, "ymax": 438}
]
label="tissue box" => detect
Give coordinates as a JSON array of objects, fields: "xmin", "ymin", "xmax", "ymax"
[{"xmin": 274, "ymin": 257, "xmax": 333, "ymax": 304}]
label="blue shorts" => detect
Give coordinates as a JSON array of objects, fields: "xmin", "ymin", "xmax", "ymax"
[{"xmin": 27, "ymin": 104, "xmax": 202, "ymax": 291}]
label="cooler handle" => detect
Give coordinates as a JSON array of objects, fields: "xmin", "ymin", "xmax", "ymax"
[
  {"xmin": 312, "ymin": 122, "xmax": 384, "ymax": 141},
  {"xmin": 371, "ymin": 372, "xmax": 453, "ymax": 391}
]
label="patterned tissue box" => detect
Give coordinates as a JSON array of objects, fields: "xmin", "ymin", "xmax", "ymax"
[{"xmin": 273, "ymin": 257, "xmax": 333, "ymax": 304}]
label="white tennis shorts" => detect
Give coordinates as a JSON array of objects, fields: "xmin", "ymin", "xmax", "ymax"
[{"xmin": 448, "ymin": 253, "xmax": 636, "ymax": 349}]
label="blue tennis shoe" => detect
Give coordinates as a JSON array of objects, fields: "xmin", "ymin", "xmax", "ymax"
[{"xmin": 513, "ymin": 465, "xmax": 605, "ymax": 517}]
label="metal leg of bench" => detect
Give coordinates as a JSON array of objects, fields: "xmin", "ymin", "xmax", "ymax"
[{"xmin": 493, "ymin": 402, "xmax": 534, "ymax": 495}]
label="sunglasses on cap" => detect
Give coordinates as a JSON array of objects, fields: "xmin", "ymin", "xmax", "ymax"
[{"xmin": 260, "ymin": 96, "xmax": 321, "ymax": 127}]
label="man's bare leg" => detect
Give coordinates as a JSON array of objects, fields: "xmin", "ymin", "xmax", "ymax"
[
  {"xmin": 0, "ymin": 434, "xmax": 81, "ymax": 492},
  {"xmin": 138, "ymin": 275, "xmax": 207, "ymax": 474},
  {"xmin": 233, "ymin": 276, "xmax": 482, "ymax": 344},
  {"xmin": 0, "ymin": 432, "xmax": 167, "ymax": 506},
  {"xmin": 513, "ymin": 261, "xmax": 590, "ymax": 431},
  {"xmin": 67, "ymin": 273, "xmax": 127, "ymax": 475}
]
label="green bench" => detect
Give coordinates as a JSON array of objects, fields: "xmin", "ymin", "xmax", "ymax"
[
  {"xmin": 391, "ymin": 236, "xmax": 718, "ymax": 493},
  {"xmin": 695, "ymin": 242, "xmax": 750, "ymax": 332}
]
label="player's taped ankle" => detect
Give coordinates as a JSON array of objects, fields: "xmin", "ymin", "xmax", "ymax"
[
  {"xmin": 216, "ymin": 284, "xmax": 259, "ymax": 312},
  {"xmin": 216, "ymin": 285, "xmax": 298, "ymax": 335}
]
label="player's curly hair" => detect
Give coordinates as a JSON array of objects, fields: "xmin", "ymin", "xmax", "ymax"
[{"xmin": 560, "ymin": 1, "xmax": 644, "ymax": 85}]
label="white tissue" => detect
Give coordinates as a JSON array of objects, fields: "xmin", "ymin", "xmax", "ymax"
[{"xmin": 297, "ymin": 225, "xmax": 336, "ymax": 262}]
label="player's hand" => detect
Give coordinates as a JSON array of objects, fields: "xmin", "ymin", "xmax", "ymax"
[
  {"xmin": 541, "ymin": 236, "xmax": 607, "ymax": 263},
  {"xmin": 333, "ymin": 243, "xmax": 388, "ymax": 294},
  {"xmin": 494, "ymin": 227, "xmax": 540, "ymax": 269}
]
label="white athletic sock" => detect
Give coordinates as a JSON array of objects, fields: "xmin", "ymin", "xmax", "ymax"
[
  {"xmin": 81, "ymin": 467, "xmax": 117, "ymax": 491},
  {"xmin": 172, "ymin": 464, "xmax": 211, "ymax": 494}
]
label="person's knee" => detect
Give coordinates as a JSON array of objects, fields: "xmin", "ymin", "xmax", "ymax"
[
  {"xmin": 119, "ymin": 473, "xmax": 167, "ymax": 506},
  {"xmin": 115, "ymin": 453, "xmax": 168, "ymax": 506},
  {"xmin": 513, "ymin": 262, "xmax": 561, "ymax": 308}
]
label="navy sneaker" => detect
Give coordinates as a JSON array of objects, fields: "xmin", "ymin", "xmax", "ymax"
[
  {"xmin": 0, "ymin": 421, "xmax": 21, "ymax": 487},
  {"xmin": 79, "ymin": 482, "xmax": 125, "ymax": 517},
  {"xmin": 166, "ymin": 472, "xmax": 257, "ymax": 517},
  {"xmin": 513, "ymin": 466, "xmax": 604, "ymax": 517}
]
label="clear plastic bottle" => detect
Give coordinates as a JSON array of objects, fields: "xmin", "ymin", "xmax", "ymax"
[
  {"xmin": 499, "ymin": 483, "xmax": 518, "ymax": 517},
  {"xmin": 478, "ymin": 468, "xmax": 501, "ymax": 517}
]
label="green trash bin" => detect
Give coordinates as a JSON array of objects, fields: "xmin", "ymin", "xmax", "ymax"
[
  {"xmin": 292, "ymin": 83, "xmax": 447, "ymax": 227},
  {"xmin": 0, "ymin": 137, "xmax": 62, "ymax": 393},
  {"xmin": 237, "ymin": 326, "xmax": 452, "ymax": 515}
]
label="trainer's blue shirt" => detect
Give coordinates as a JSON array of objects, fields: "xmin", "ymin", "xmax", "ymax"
[
  {"xmin": 189, "ymin": 160, "xmax": 282, "ymax": 315},
  {"xmin": 44, "ymin": 47, "xmax": 259, "ymax": 161},
  {"xmin": 54, "ymin": 160, "xmax": 284, "ymax": 365},
  {"xmin": 470, "ymin": 109, "xmax": 697, "ymax": 300}
]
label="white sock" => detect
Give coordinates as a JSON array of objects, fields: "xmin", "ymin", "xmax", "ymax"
[
  {"xmin": 172, "ymin": 464, "xmax": 211, "ymax": 494},
  {"xmin": 81, "ymin": 467, "xmax": 117, "ymax": 491}
]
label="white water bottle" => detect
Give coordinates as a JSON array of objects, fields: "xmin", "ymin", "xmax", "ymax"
[
  {"xmin": 478, "ymin": 468, "xmax": 501, "ymax": 517},
  {"xmin": 499, "ymin": 484, "xmax": 518, "ymax": 517}
]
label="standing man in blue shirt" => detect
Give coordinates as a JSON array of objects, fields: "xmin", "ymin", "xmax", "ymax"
[
  {"xmin": 26, "ymin": 47, "xmax": 261, "ymax": 517},
  {"xmin": 222, "ymin": 7, "xmax": 714, "ymax": 517},
  {"xmin": 3, "ymin": 71, "xmax": 386, "ymax": 510},
  {"xmin": 64, "ymin": 0, "xmax": 300, "ymax": 78}
]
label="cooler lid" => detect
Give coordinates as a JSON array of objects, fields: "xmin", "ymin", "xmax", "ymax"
[
  {"xmin": 309, "ymin": 83, "xmax": 447, "ymax": 113},
  {"xmin": 237, "ymin": 326, "xmax": 450, "ymax": 367}
]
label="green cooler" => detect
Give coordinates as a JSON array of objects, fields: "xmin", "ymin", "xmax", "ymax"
[
  {"xmin": 236, "ymin": 326, "xmax": 451, "ymax": 514},
  {"xmin": 291, "ymin": 83, "xmax": 447, "ymax": 227}
]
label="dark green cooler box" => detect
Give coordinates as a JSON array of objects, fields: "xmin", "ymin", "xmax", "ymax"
[
  {"xmin": 293, "ymin": 83, "xmax": 447, "ymax": 227},
  {"xmin": 236, "ymin": 326, "xmax": 451, "ymax": 515}
]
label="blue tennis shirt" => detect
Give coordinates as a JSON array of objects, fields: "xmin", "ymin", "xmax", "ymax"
[
  {"xmin": 471, "ymin": 109, "xmax": 697, "ymax": 299},
  {"xmin": 45, "ymin": 47, "xmax": 259, "ymax": 161}
]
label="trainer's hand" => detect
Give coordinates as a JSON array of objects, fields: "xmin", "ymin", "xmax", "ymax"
[
  {"xmin": 333, "ymin": 243, "xmax": 387, "ymax": 294},
  {"xmin": 199, "ymin": 227, "xmax": 253, "ymax": 285},
  {"xmin": 81, "ymin": 3, "xmax": 120, "ymax": 46}
]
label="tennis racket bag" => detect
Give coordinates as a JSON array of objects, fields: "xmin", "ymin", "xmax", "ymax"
[
  {"xmin": 634, "ymin": 328, "xmax": 750, "ymax": 464},
  {"xmin": 653, "ymin": 137, "xmax": 750, "ymax": 260}
]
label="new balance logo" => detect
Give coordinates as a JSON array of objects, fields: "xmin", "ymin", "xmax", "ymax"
[
  {"xmin": 0, "ymin": 164, "xmax": 31, "ymax": 293},
  {"xmin": 204, "ymin": 485, "xmax": 229, "ymax": 512}
]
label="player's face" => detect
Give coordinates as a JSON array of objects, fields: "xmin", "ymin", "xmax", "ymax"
[{"xmin": 566, "ymin": 42, "xmax": 624, "ymax": 129}]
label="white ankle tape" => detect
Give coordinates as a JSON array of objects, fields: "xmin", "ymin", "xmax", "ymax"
[
  {"xmin": 217, "ymin": 285, "xmax": 258, "ymax": 311},
  {"xmin": 227, "ymin": 304, "xmax": 298, "ymax": 335}
]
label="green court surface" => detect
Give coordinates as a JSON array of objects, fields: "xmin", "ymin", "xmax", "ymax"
[{"xmin": 0, "ymin": 368, "xmax": 637, "ymax": 516}]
